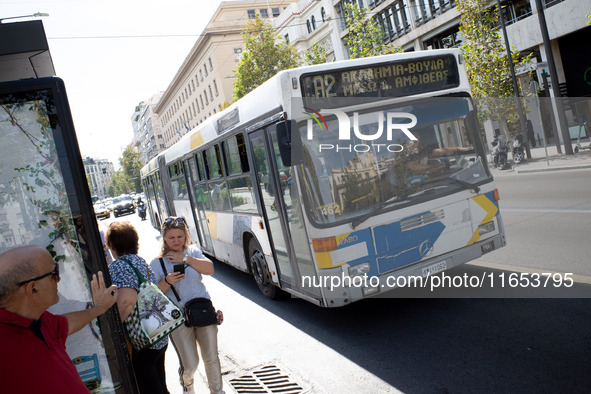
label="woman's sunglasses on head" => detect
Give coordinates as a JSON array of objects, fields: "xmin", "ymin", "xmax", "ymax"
[{"xmin": 163, "ymin": 217, "xmax": 186, "ymax": 227}]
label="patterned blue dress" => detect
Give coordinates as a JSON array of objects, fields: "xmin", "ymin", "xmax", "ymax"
[{"xmin": 108, "ymin": 253, "xmax": 168, "ymax": 350}]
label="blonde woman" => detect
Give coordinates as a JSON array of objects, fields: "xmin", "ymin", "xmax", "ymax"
[{"xmin": 149, "ymin": 217, "xmax": 224, "ymax": 394}]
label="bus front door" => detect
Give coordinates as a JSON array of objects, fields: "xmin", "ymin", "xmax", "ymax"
[{"xmin": 249, "ymin": 126, "xmax": 298, "ymax": 290}]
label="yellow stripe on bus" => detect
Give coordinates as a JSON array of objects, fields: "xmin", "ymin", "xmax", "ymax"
[
  {"xmin": 190, "ymin": 130, "xmax": 204, "ymax": 150},
  {"xmin": 206, "ymin": 211, "xmax": 218, "ymax": 240},
  {"xmin": 467, "ymin": 194, "xmax": 498, "ymax": 245}
]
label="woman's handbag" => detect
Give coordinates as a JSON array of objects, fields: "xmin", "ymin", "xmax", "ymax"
[
  {"xmin": 159, "ymin": 258, "xmax": 222, "ymax": 327},
  {"xmin": 122, "ymin": 258, "xmax": 185, "ymax": 350}
]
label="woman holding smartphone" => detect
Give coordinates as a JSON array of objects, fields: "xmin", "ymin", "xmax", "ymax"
[{"xmin": 149, "ymin": 217, "xmax": 224, "ymax": 394}]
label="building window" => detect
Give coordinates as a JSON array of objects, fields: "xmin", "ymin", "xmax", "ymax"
[
  {"xmin": 272, "ymin": 8, "xmax": 280, "ymax": 17},
  {"xmin": 321, "ymin": 7, "xmax": 327, "ymax": 21},
  {"xmin": 260, "ymin": 9, "xmax": 269, "ymax": 18},
  {"xmin": 247, "ymin": 9, "xmax": 255, "ymax": 19},
  {"xmin": 234, "ymin": 48, "xmax": 242, "ymax": 61},
  {"xmin": 203, "ymin": 64, "xmax": 208, "ymax": 77},
  {"xmin": 284, "ymin": 34, "xmax": 290, "ymax": 44},
  {"xmin": 213, "ymin": 79, "xmax": 219, "ymax": 96},
  {"xmin": 311, "ymin": 15, "xmax": 316, "ymax": 30},
  {"xmin": 208, "ymin": 57, "xmax": 213, "ymax": 70},
  {"xmin": 306, "ymin": 20, "xmax": 312, "ymax": 34},
  {"xmin": 500, "ymin": 0, "xmax": 532, "ymax": 26}
]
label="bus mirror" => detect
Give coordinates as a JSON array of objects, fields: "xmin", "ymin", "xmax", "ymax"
[{"xmin": 277, "ymin": 120, "xmax": 297, "ymax": 167}]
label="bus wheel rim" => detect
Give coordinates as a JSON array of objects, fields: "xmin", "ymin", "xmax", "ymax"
[{"xmin": 251, "ymin": 250, "xmax": 270, "ymax": 286}]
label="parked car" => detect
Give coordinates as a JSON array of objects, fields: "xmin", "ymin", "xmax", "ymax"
[
  {"xmin": 112, "ymin": 195, "xmax": 135, "ymax": 217},
  {"xmin": 94, "ymin": 204, "xmax": 111, "ymax": 220}
]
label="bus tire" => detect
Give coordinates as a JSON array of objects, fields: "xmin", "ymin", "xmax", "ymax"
[{"xmin": 248, "ymin": 238, "xmax": 280, "ymax": 299}]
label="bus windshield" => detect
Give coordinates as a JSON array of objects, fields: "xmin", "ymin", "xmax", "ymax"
[{"xmin": 297, "ymin": 96, "xmax": 490, "ymax": 226}]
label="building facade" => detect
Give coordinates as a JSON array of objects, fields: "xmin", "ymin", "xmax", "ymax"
[
  {"xmin": 274, "ymin": 0, "xmax": 346, "ymax": 62},
  {"xmin": 83, "ymin": 157, "xmax": 114, "ymax": 200},
  {"xmin": 154, "ymin": 0, "xmax": 294, "ymax": 148},
  {"xmin": 131, "ymin": 92, "xmax": 165, "ymax": 164}
]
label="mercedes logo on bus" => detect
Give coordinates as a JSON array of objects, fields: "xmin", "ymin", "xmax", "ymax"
[{"xmin": 419, "ymin": 240, "xmax": 434, "ymax": 257}]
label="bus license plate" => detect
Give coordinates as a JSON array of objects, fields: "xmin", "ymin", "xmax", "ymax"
[{"xmin": 422, "ymin": 261, "xmax": 447, "ymax": 277}]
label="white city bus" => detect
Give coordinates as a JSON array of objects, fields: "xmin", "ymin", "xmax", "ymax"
[{"xmin": 141, "ymin": 49, "xmax": 505, "ymax": 307}]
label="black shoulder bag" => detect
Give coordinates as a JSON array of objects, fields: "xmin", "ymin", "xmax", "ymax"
[{"xmin": 159, "ymin": 258, "xmax": 218, "ymax": 327}]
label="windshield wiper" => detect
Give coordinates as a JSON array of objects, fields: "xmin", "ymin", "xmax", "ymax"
[
  {"xmin": 350, "ymin": 198, "xmax": 410, "ymax": 229},
  {"xmin": 446, "ymin": 177, "xmax": 480, "ymax": 193}
]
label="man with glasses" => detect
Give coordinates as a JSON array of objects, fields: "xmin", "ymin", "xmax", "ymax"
[{"xmin": 0, "ymin": 245, "xmax": 118, "ymax": 393}]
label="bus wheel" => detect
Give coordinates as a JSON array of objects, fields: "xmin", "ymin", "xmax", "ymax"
[{"xmin": 248, "ymin": 238, "xmax": 279, "ymax": 299}]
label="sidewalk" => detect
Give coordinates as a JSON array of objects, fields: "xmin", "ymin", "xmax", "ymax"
[{"xmin": 490, "ymin": 141, "xmax": 591, "ymax": 175}]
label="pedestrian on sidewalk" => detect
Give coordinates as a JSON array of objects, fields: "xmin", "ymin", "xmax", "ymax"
[
  {"xmin": 0, "ymin": 245, "xmax": 117, "ymax": 393},
  {"xmin": 106, "ymin": 221, "xmax": 171, "ymax": 394},
  {"xmin": 149, "ymin": 217, "xmax": 225, "ymax": 394}
]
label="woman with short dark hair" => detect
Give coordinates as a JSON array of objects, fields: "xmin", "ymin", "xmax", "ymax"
[{"xmin": 107, "ymin": 221, "xmax": 170, "ymax": 394}]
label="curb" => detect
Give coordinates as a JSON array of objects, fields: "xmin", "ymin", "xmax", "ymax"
[{"xmin": 514, "ymin": 163, "xmax": 591, "ymax": 174}]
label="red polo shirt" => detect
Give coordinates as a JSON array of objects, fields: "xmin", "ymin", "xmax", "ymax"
[{"xmin": 0, "ymin": 309, "xmax": 89, "ymax": 393}]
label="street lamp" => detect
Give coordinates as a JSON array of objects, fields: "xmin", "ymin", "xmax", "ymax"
[{"xmin": 0, "ymin": 12, "xmax": 49, "ymax": 24}]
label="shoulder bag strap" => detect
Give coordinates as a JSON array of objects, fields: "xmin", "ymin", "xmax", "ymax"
[
  {"xmin": 120, "ymin": 257, "xmax": 146, "ymax": 284},
  {"xmin": 160, "ymin": 258, "xmax": 181, "ymax": 302}
]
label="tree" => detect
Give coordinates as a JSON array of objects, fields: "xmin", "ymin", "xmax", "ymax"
[
  {"xmin": 107, "ymin": 171, "xmax": 131, "ymax": 196},
  {"xmin": 119, "ymin": 145, "xmax": 143, "ymax": 193},
  {"xmin": 305, "ymin": 42, "xmax": 329, "ymax": 65},
  {"xmin": 343, "ymin": 3, "xmax": 401, "ymax": 59},
  {"xmin": 458, "ymin": 0, "xmax": 531, "ymax": 140},
  {"xmin": 233, "ymin": 14, "xmax": 301, "ymax": 100},
  {"xmin": 86, "ymin": 174, "xmax": 94, "ymax": 197}
]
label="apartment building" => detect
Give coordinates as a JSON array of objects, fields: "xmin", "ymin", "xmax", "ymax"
[
  {"xmin": 155, "ymin": 0, "xmax": 294, "ymax": 149},
  {"xmin": 83, "ymin": 157, "xmax": 114, "ymax": 200},
  {"xmin": 274, "ymin": 0, "xmax": 346, "ymax": 62},
  {"xmin": 131, "ymin": 92, "xmax": 165, "ymax": 164}
]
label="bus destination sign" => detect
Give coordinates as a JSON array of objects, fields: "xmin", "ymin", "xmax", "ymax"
[{"xmin": 300, "ymin": 54, "xmax": 459, "ymax": 104}]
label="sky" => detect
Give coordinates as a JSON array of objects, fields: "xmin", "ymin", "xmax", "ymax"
[{"xmin": 2, "ymin": 0, "xmax": 227, "ymax": 167}]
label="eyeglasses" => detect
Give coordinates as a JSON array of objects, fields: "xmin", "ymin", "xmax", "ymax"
[
  {"xmin": 17, "ymin": 263, "xmax": 60, "ymax": 287},
  {"xmin": 163, "ymin": 217, "xmax": 186, "ymax": 228}
]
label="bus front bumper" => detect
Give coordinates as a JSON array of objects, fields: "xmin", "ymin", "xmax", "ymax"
[{"xmin": 316, "ymin": 233, "xmax": 506, "ymax": 307}]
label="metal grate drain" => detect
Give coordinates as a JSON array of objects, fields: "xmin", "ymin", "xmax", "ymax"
[{"xmin": 229, "ymin": 365, "xmax": 305, "ymax": 393}]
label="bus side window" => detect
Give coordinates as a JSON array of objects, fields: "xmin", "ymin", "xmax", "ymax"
[
  {"xmin": 222, "ymin": 135, "xmax": 248, "ymax": 176},
  {"xmin": 204, "ymin": 145, "xmax": 223, "ymax": 179},
  {"xmin": 237, "ymin": 134, "xmax": 249, "ymax": 172},
  {"xmin": 195, "ymin": 153, "xmax": 206, "ymax": 181}
]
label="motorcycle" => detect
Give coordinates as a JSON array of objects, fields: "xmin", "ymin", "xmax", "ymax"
[
  {"xmin": 137, "ymin": 203, "xmax": 146, "ymax": 220},
  {"xmin": 491, "ymin": 137, "xmax": 508, "ymax": 169},
  {"xmin": 512, "ymin": 134, "xmax": 525, "ymax": 164}
]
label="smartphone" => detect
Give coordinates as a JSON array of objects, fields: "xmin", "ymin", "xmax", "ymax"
[{"xmin": 173, "ymin": 264, "xmax": 185, "ymax": 274}]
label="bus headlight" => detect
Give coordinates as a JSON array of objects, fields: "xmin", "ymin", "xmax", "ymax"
[
  {"xmin": 478, "ymin": 221, "xmax": 495, "ymax": 236},
  {"xmin": 349, "ymin": 262, "xmax": 370, "ymax": 277},
  {"xmin": 363, "ymin": 285, "xmax": 380, "ymax": 296}
]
